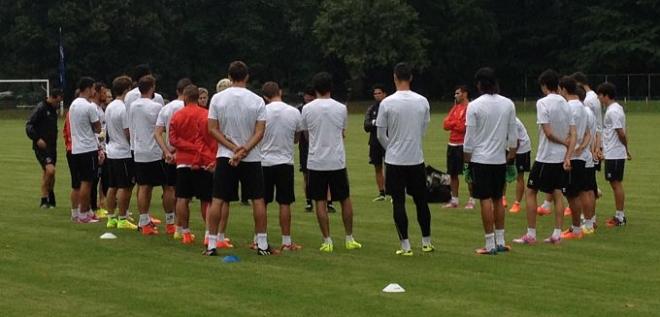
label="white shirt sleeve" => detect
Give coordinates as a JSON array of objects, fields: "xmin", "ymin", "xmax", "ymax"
[
  {"xmin": 120, "ymin": 107, "xmax": 128, "ymax": 129},
  {"xmin": 208, "ymin": 100, "xmax": 218, "ymax": 120},
  {"xmin": 612, "ymin": 110, "xmax": 624, "ymax": 129},
  {"xmin": 300, "ymin": 107, "xmax": 308, "ymax": 130},
  {"xmin": 342, "ymin": 105, "xmax": 348, "ymax": 130},
  {"xmin": 88, "ymin": 103, "xmax": 100, "ymax": 124},
  {"xmin": 536, "ymin": 100, "xmax": 549, "ymax": 124},
  {"xmin": 156, "ymin": 107, "xmax": 167, "ymax": 127},
  {"xmin": 375, "ymin": 102, "xmax": 387, "ymax": 128},
  {"xmin": 507, "ymin": 103, "xmax": 518, "ymax": 149},
  {"xmin": 294, "ymin": 111, "xmax": 303, "ymax": 132},
  {"xmin": 463, "ymin": 104, "xmax": 476, "ymax": 153},
  {"xmin": 422, "ymin": 98, "xmax": 430, "ymax": 134},
  {"xmin": 256, "ymin": 99, "xmax": 266, "ymax": 122}
]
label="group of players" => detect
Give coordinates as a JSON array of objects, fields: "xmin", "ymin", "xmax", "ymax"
[{"xmin": 27, "ymin": 61, "xmax": 629, "ymax": 256}]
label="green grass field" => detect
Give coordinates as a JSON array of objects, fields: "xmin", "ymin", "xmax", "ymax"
[{"xmin": 1, "ymin": 107, "xmax": 659, "ymax": 317}]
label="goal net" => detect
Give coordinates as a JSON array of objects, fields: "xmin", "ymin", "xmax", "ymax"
[{"xmin": 0, "ymin": 79, "xmax": 50, "ymax": 110}]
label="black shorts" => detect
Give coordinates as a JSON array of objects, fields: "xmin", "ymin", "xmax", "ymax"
[
  {"xmin": 212, "ymin": 158, "xmax": 264, "ymax": 201},
  {"xmin": 66, "ymin": 152, "xmax": 81, "ymax": 189},
  {"xmin": 34, "ymin": 147, "xmax": 56, "ymax": 169},
  {"xmin": 470, "ymin": 163, "xmax": 506, "ymax": 200},
  {"xmin": 584, "ymin": 167, "xmax": 598, "ymax": 193},
  {"xmin": 176, "ymin": 167, "xmax": 213, "ymax": 202},
  {"xmin": 70, "ymin": 150, "xmax": 98, "ymax": 183},
  {"xmin": 446, "ymin": 145, "xmax": 464, "ymax": 176},
  {"xmin": 99, "ymin": 160, "xmax": 110, "ymax": 196},
  {"xmin": 369, "ymin": 142, "xmax": 385, "ymax": 166},
  {"xmin": 515, "ymin": 151, "xmax": 531, "ymax": 172},
  {"xmin": 263, "ymin": 164, "xmax": 295, "ymax": 204},
  {"xmin": 164, "ymin": 163, "xmax": 177, "ymax": 187},
  {"xmin": 605, "ymin": 159, "xmax": 625, "ymax": 182},
  {"xmin": 299, "ymin": 143, "xmax": 309, "ymax": 173},
  {"xmin": 527, "ymin": 161, "xmax": 566, "ymax": 194},
  {"xmin": 107, "ymin": 158, "xmax": 135, "ymax": 188},
  {"xmin": 563, "ymin": 160, "xmax": 587, "ymax": 198},
  {"xmin": 594, "ymin": 160, "xmax": 602, "ymax": 171},
  {"xmin": 135, "ymin": 160, "xmax": 167, "ymax": 186},
  {"xmin": 385, "ymin": 163, "xmax": 427, "ymax": 199},
  {"xmin": 308, "ymin": 168, "xmax": 350, "ymax": 202}
]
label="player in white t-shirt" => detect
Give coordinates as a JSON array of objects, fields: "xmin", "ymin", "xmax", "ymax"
[
  {"xmin": 573, "ymin": 72, "xmax": 603, "ymax": 164},
  {"xmin": 125, "ymin": 65, "xmax": 165, "ymax": 152},
  {"xmin": 514, "ymin": 69, "xmax": 577, "ymax": 245},
  {"xmin": 558, "ymin": 76, "xmax": 592, "ymax": 240},
  {"xmin": 597, "ymin": 82, "xmax": 631, "ymax": 227},
  {"xmin": 129, "ymin": 75, "xmax": 171, "ymax": 235},
  {"xmin": 68, "ymin": 77, "xmax": 102, "ymax": 223},
  {"xmin": 376, "ymin": 63, "xmax": 432, "ymax": 256},
  {"xmin": 103, "ymin": 76, "xmax": 137, "ymax": 230},
  {"xmin": 206, "ymin": 61, "xmax": 272, "ymax": 256},
  {"xmin": 154, "ymin": 78, "xmax": 192, "ymax": 236},
  {"xmin": 464, "ymin": 67, "xmax": 518, "ymax": 255},
  {"xmin": 90, "ymin": 82, "xmax": 109, "ymax": 219},
  {"xmin": 576, "ymin": 86, "xmax": 599, "ymax": 234},
  {"xmin": 261, "ymin": 82, "xmax": 304, "ymax": 251},
  {"xmin": 301, "ymin": 72, "xmax": 362, "ymax": 253},
  {"xmin": 506, "ymin": 117, "xmax": 532, "ymax": 214}
]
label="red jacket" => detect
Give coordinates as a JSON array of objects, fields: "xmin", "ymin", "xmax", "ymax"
[
  {"xmin": 443, "ymin": 102, "xmax": 468, "ymax": 144},
  {"xmin": 63, "ymin": 111, "xmax": 72, "ymax": 152},
  {"xmin": 169, "ymin": 103, "xmax": 217, "ymax": 168}
]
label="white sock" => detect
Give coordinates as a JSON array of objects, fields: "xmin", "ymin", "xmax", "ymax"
[
  {"xmin": 138, "ymin": 213, "xmax": 150, "ymax": 227},
  {"xmin": 165, "ymin": 212, "xmax": 175, "ymax": 225},
  {"xmin": 552, "ymin": 228, "xmax": 562, "ymax": 239},
  {"xmin": 451, "ymin": 196, "xmax": 459, "ymax": 204},
  {"xmin": 527, "ymin": 228, "xmax": 536, "ymax": 238},
  {"xmin": 542, "ymin": 200, "xmax": 552, "ymax": 209},
  {"xmin": 572, "ymin": 225, "xmax": 582, "ymax": 234},
  {"xmin": 345, "ymin": 234, "xmax": 354, "ymax": 242},
  {"xmin": 256, "ymin": 233, "xmax": 268, "ymax": 250},
  {"xmin": 495, "ymin": 229, "xmax": 505, "ymax": 246},
  {"xmin": 204, "ymin": 230, "xmax": 209, "ymax": 239},
  {"xmin": 422, "ymin": 236, "xmax": 432, "ymax": 246},
  {"xmin": 584, "ymin": 218, "xmax": 594, "ymax": 229},
  {"xmin": 207, "ymin": 235, "xmax": 217, "ymax": 250},
  {"xmin": 282, "ymin": 235, "xmax": 292, "ymax": 246},
  {"xmin": 71, "ymin": 208, "xmax": 79, "ymax": 218},
  {"xmin": 400, "ymin": 239, "xmax": 411, "ymax": 251},
  {"xmin": 615, "ymin": 210, "xmax": 625, "ymax": 221},
  {"xmin": 484, "ymin": 233, "xmax": 495, "ymax": 250},
  {"xmin": 468, "ymin": 197, "xmax": 475, "ymax": 203},
  {"xmin": 182, "ymin": 228, "xmax": 190, "ymax": 233},
  {"xmin": 218, "ymin": 233, "xmax": 225, "ymax": 241},
  {"xmin": 86, "ymin": 210, "xmax": 95, "ymax": 218},
  {"xmin": 253, "ymin": 234, "xmax": 257, "ymax": 244},
  {"xmin": 324, "ymin": 237, "xmax": 333, "ymax": 244}
]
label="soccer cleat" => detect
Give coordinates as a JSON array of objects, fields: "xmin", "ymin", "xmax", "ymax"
[
  {"xmin": 319, "ymin": 242, "xmax": 334, "ymax": 253},
  {"xmin": 395, "ymin": 249, "xmax": 413, "ymax": 256},
  {"xmin": 150, "ymin": 216, "xmax": 161, "ymax": 225},
  {"xmin": 475, "ymin": 247, "xmax": 497, "ymax": 255},
  {"xmin": 496, "ymin": 245, "xmax": 511, "ymax": 252},
  {"xmin": 512, "ymin": 234, "xmax": 537, "ymax": 245},
  {"xmin": 173, "ymin": 231, "xmax": 183, "ymax": 240},
  {"xmin": 502, "ymin": 196, "xmax": 508, "ymax": 208},
  {"xmin": 606, "ymin": 216, "xmax": 626, "ymax": 227},
  {"xmin": 182, "ymin": 232, "xmax": 195, "ymax": 244},
  {"xmin": 117, "ymin": 219, "xmax": 138, "ymax": 230},
  {"xmin": 166, "ymin": 224, "xmax": 176, "ymax": 235},
  {"xmin": 442, "ymin": 201, "xmax": 458, "ymax": 208},
  {"xmin": 305, "ymin": 200, "xmax": 313, "ymax": 212},
  {"xmin": 560, "ymin": 229, "xmax": 584, "ymax": 240},
  {"xmin": 581, "ymin": 226, "xmax": 595, "ymax": 235},
  {"xmin": 280, "ymin": 243, "xmax": 303, "ymax": 251},
  {"xmin": 106, "ymin": 217, "xmax": 118, "ymax": 228},
  {"xmin": 76, "ymin": 214, "xmax": 100, "ymax": 224},
  {"xmin": 537, "ymin": 206, "xmax": 551, "ymax": 216},
  {"xmin": 509, "ymin": 202, "xmax": 521, "ymax": 213},
  {"xmin": 202, "ymin": 248, "xmax": 218, "ymax": 256},
  {"xmin": 345, "ymin": 240, "xmax": 362, "ymax": 250},
  {"xmin": 464, "ymin": 200, "xmax": 475, "ymax": 209},
  {"xmin": 216, "ymin": 240, "xmax": 234, "ymax": 249},
  {"xmin": 139, "ymin": 223, "xmax": 159, "ymax": 235},
  {"xmin": 421, "ymin": 244, "xmax": 435, "ymax": 253},
  {"xmin": 372, "ymin": 194, "xmax": 386, "ymax": 202},
  {"xmin": 543, "ymin": 235, "xmax": 561, "ymax": 244},
  {"xmin": 563, "ymin": 207, "xmax": 572, "ymax": 217},
  {"xmin": 327, "ymin": 203, "xmax": 336, "ymax": 213},
  {"xmin": 257, "ymin": 245, "xmax": 278, "ymax": 256},
  {"xmin": 95, "ymin": 208, "xmax": 108, "ymax": 219}
]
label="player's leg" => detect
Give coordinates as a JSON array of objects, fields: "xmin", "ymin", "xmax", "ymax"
[
  {"xmin": 409, "ymin": 164, "xmax": 432, "ymax": 252},
  {"xmin": 514, "ymin": 161, "xmax": 542, "ymax": 244},
  {"xmin": 444, "ymin": 145, "xmax": 460, "ymax": 208},
  {"xmin": 563, "ymin": 161, "xmax": 585, "ymax": 239},
  {"xmin": 44, "ymin": 163, "xmax": 56, "ymax": 208},
  {"xmin": 67, "ymin": 152, "xmax": 80, "ymax": 221},
  {"xmin": 491, "ymin": 164, "xmax": 508, "ymax": 251},
  {"xmin": 386, "ymin": 164, "xmax": 410, "ymax": 254},
  {"xmin": 373, "ymin": 163, "xmax": 386, "ymax": 201},
  {"xmin": 309, "ymin": 170, "xmax": 332, "ymax": 251},
  {"xmin": 76, "ymin": 151, "xmax": 99, "ymax": 223}
]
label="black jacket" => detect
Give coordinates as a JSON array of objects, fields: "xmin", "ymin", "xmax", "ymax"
[
  {"xmin": 25, "ymin": 100, "xmax": 58, "ymax": 150},
  {"xmin": 364, "ymin": 101, "xmax": 380, "ymax": 146}
]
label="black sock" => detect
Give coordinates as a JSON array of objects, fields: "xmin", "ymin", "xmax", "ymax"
[
  {"xmin": 40, "ymin": 197, "xmax": 48, "ymax": 206},
  {"xmin": 379, "ymin": 190, "xmax": 385, "ymax": 196},
  {"xmin": 48, "ymin": 191, "xmax": 56, "ymax": 206}
]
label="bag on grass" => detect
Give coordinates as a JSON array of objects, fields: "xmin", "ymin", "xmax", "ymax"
[{"xmin": 425, "ymin": 165, "xmax": 451, "ymax": 203}]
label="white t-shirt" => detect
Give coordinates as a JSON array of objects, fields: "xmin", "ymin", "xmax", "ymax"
[
  {"xmin": 464, "ymin": 94, "xmax": 517, "ymax": 165},
  {"xmin": 375, "ymin": 90, "xmax": 430, "ymax": 165},
  {"xmin": 69, "ymin": 97, "xmax": 100, "ymax": 154},
  {"xmin": 301, "ymin": 98, "xmax": 348, "ymax": 171},
  {"xmin": 125, "ymin": 87, "xmax": 165, "ymax": 150},
  {"xmin": 584, "ymin": 107, "xmax": 596, "ymax": 168},
  {"xmin": 208, "ymin": 87, "xmax": 266, "ymax": 162},
  {"xmin": 568, "ymin": 99, "xmax": 589, "ymax": 161},
  {"xmin": 93, "ymin": 102, "xmax": 106, "ymax": 151},
  {"xmin": 104, "ymin": 99, "xmax": 131, "ymax": 159},
  {"xmin": 156, "ymin": 99, "xmax": 184, "ymax": 148},
  {"xmin": 584, "ymin": 90, "xmax": 602, "ymax": 133},
  {"xmin": 603, "ymin": 102, "xmax": 627, "ymax": 160},
  {"xmin": 261, "ymin": 101, "xmax": 303, "ymax": 167},
  {"xmin": 129, "ymin": 98, "xmax": 163, "ymax": 163},
  {"xmin": 535, "ymin": 93, "xmax": 574, "ymax": 163},
  {"xmin": 515, "ymin": 117, "xmax": 532, "ymax": 154}
]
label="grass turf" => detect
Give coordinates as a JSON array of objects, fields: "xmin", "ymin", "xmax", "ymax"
[{"xmin": 1, "ymin": 107, "xmax": 659, "ymax": 316}]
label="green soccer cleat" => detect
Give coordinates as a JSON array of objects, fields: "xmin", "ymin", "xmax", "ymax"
[
  {"xmin": 422, "ymin": 244, "xmax": 435, "ymax": 253},
  {"xmin": 319, "ymin": 242, "xmax": 334, "ymax": 253},
  {"xmin": 345, "ymin": 240, "xmax": 362, "ymax": 250},
  {"xmin": 395, "ymin": 249, "xmax": 413, "ymax": 256},
  {"xmin": 106, "ymin": 217, "xmax": 117, "ymax": 229},
  {"xmin": 117, "ymin": 219, "xmax": 138, "ymax": 230}
]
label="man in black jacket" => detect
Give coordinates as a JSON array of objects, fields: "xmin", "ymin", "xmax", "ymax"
[
  {"xmin": 26, "ymin": 88, "xmax": 63, "ymax": 208},
  {"xmin": 364, "ymin": 84, "xmax": 387, "ymax": 201}
]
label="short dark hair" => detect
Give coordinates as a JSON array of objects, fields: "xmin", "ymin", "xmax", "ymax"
[
  {"xmin": 312, "ymin": 72, "xmax": 333, "ymax": 95},
  {"xmin": 303, "ymin": 85, "xmax": 315, "ymax": 97},
  {"xmin": 50, "ymin": 88, "xmax": 64, "ymax": 98},
  {"xmin": 132, "ymin": 64, "xmax": 152, "ymax": 82},
  {"xmin": 94, "ymin": 81, "xmax": 106, "ymax": 94},
  {"xmin": 138, "ymin": 75, "xmax": 156, "ymax": 94},
  {"xmin": 394, "ymin": 63, "xmax": 412, "ymax": 81},
  {"xmin": 575, "ymin": 86, "xmax": 586, "ymax": 102},
  {"xmin": 183, "ymin": 84, "xmax": 199, "ymax": 103},
  {"xmin": 112, "ymin": 76, "xmax": 132, "ymax": 97},
  {"xmin": 261, "ymin": 81, "xmax": 280, "ymax": 99},
  {"xmin": 596, "ymin": 82, "xmax": 617, "ymax": 99},
  {"xmin": 228, "ymin": 61, "xmax": 249, "ymax": 82},
  {"xmin": 538, "ymin": 69, "xmax": 559, "ymax": 91},
  {"xmin": 77, "ymin": 77, "xmax": 95, "ymax": 92},
  {"xmin": 372, "ymin": 84, "xmax": 386, "ymax": 94},
  {"xmin": 558, "ymin": 76, "xmax": 578, "ymax": 95},
  {"xmin": 176, "ymin": 78, "xmax": 192, "ymax": 94},
  {"xmin": 455, "ymin": 85, "xmax": 469, "ymax": 96},
  {"xmin": 474, "ymin": 67, "xmax": 498, "ymax": 94},
  {"xmin": 571, "ymin": 72, "xmax": 589, "ymax": 86}
]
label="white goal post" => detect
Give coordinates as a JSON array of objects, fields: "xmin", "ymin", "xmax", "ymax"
[{"xmin": 0, "ymin": 79, "xmax": 59, "ymax": 114}]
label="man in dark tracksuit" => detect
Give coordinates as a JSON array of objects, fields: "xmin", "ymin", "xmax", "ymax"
[
  {"xmin": 25, "ymin": 88, "xmax": 64, "ymax": 208},
  {"xmin": 364, "ymin": 84, "xmax": 387, "ymax": 201}
]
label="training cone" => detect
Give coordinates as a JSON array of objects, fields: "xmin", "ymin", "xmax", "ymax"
[
  {"xmin": 223, "ymin": 255, "xmax": 240, "ymax": 263},
  {"xmin": 382, "ymin": 283, "xmax": 405, "ymax": 293},
  {"xmin": 99, "ymin": 232, "xmax": 117, "ymax": 240}
]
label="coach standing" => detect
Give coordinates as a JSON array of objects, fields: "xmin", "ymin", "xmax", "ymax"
[{"xmin": 26, "ymin": 88, "xmax": 64, "ymax": 208}]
